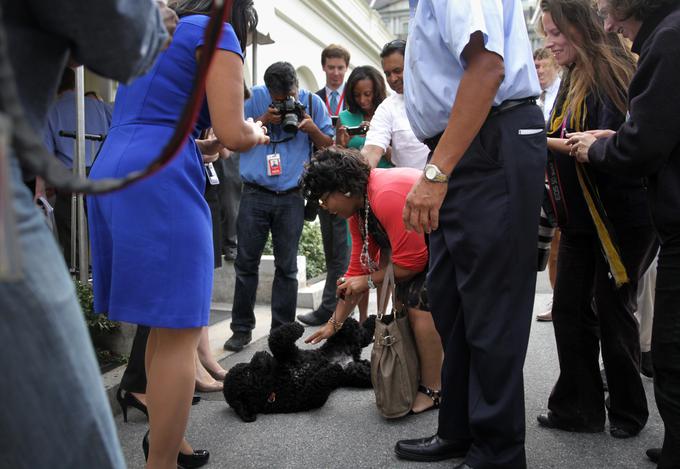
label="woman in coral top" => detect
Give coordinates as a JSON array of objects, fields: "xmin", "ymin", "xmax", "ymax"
[{"xmin": 302, "ymin": 147, "xmax": 443, "ymax": 414}]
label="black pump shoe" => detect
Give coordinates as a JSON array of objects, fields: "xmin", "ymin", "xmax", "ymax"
[
  {"xmin": 118, "ymin": 388, "xmax": 201, "ymax": 422},
  {"xmin": 142, "ymin": 430, "xmax": 210, "ymax": 469},
  {"xmin": 117, "ymin": 388, "xmax": 148, "ymax": 422}
]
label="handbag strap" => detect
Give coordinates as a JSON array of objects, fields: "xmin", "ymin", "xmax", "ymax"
[{"xmin": 377, "ymin": 262, "xmax": 395, "ymax": 319}]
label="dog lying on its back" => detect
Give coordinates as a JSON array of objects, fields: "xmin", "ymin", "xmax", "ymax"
[{"xmin": 223, "ymin": 316, "xmax": 376, "ymax": 422}]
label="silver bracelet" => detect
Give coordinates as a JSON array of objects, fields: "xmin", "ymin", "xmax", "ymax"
[{"xmin": 367, "ymin": 273, "xmax": 377, "ymax": 290}]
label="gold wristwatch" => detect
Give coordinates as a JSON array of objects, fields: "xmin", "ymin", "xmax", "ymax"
[{"xmin": 423, "ymin": 163, "xmax": 449, "ymax": 183}]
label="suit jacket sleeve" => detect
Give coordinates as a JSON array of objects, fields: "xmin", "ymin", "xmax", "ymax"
[{"xmin": 589, "ymin": 27, "xmax": 680, "ymax": 176}]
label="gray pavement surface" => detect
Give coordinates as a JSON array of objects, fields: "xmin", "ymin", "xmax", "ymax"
[{"xmin": 115, "ymin": 272, "xmax": 662, "ymax": 469}]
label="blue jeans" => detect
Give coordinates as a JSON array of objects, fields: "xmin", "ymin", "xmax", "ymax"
[
  {"xmin": 230, "ymin": 185, "xmax": 304, "ymax": 333},
  {"xmin": 0, "ymin": 156, "xmax": 124, "ymax": 468}
]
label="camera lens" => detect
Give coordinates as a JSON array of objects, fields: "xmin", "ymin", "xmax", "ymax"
[{"xmin": 282, "ymin": 113, "xmax": 299, "ymax": 134}]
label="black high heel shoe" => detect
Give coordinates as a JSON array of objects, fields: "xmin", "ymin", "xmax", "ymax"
[
  {"xmin": 142, "ymin": 430, "xmax": 210, "ymax": 469},
  {"xmin": 118, "ymin": 388, "xmax": 202, "ymax": 422},
  {"xmin": 117, "ymin": 388, "xmax": 148, "ymax": 423}
]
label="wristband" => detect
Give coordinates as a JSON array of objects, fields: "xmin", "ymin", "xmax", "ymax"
[{"xmin": 367, "ymin": 273, "xmax": 377, "ymax": 290}]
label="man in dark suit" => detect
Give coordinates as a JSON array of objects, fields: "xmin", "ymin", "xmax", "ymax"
[{"xmin": 297, "ymin": 44, "xmax": 352, "ymax": 326}]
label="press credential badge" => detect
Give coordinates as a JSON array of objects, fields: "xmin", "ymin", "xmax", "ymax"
[{"xmin": 266, "ymin": 153, "xmax": 282, "ymax": 176}]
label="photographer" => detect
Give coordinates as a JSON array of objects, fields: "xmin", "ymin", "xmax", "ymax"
[{"xmin": 224, "ymin": 61, "xmax": 334, "ymax": 352}]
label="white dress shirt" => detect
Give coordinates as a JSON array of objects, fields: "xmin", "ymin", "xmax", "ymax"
[
  {"xmin": 404, "ymin": 0, "xmax": 541, "ymax": 141},
  {"xmin": 540, "ymin": 76, "xmax": 561, "ymax": 122},
  {"xmin": 364, "ymin": 93, "xmax": 430, "ymax": 169},
  {"xmin": 324, "ymin": 83, "xmax": 345, "ymax": 117}
]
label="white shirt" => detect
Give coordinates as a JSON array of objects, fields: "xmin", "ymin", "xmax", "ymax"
[
  {"xmin": 324, "ymin": 83, "xmax": 345, "ymax": 116},
  {"xmin": 540, "ymin": 76, "xmax": 561, "ymax": 122},
  {"xmin": 404, "ymin": 0, "xmax": 541, "ymax": 141},
  {"xmin": 364, "ymin": 93, "xmax": 430, "ymax": 169}
]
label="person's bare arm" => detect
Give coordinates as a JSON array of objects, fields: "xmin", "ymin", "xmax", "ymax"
[
  {"xmin": 205, "ymin": 51, "xmax": 268, "ymax": 152},
  {"xmin": 403, "ymin": 32, "xmax": 504, "ymax": 233},
  {"xmin": 547, "ymin": 137, "xmax": 571, "ymax": 155},
  {"xmin": 361, "ymin": 144, "xmax": 384, "ymax": 168}
]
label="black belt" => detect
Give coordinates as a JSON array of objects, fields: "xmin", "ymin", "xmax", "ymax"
[
  {"xmin": 422, "ymin": 97, "xmax": 537, "ymax": 151},
  {"xmin": 489, "ymin": 97, "xmax": 537, "ymax": 119},
  {"xmin": 243, "ymin": 181, "xmax": 300, "ymax": 196}
]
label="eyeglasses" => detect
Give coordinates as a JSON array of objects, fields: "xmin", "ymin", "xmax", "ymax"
[{"xmin": 318, "ymin": 192, "xmax": 330, "ymax": 208}]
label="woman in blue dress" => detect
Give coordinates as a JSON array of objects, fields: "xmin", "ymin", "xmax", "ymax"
[{"xmin": 88, "ymin": 0, "xmax": 267, "ymax": 466}]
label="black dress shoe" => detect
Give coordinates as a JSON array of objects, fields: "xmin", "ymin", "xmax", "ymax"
[
  {"xmin": 223, "ymin": 331, "xmax": 252, "ymax": 352},
  {"xmin": 610, "ymin": 424, "xmax": 641, "ymax": 439},
  {"xmin": 297, "ymin": 308, "xmax": 332, "ymax": 326},
  {"xmin": 646, "ymin": 448, "xmax": 661, "ymax": 463},
  {"xmin": 537, "ymin": 411, "xmax": 604, "ymax": 433},
  {"xmin": 640, "ymin": 351, "xmax": 654, "ymax": 378},
  {"xmin": 394, "ymin": 434, "xmax": 470, "ymax": 462}
]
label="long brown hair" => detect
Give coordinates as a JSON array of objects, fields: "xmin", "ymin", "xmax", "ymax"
[{"xmin": 539, "ymin": 0, "xmax": 636, "ymax": 132}]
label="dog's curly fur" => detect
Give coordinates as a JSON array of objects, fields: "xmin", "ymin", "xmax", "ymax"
[{"xmin": 223, "ymin": 316, "xmax": 376, "ymax": 422}]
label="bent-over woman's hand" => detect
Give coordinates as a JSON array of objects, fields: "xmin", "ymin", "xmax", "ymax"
[
  {"xmin": 336, "ymin": 275, "xmax": 368, "ymax": 302},
  {"xmin": 304, "ymin": 322, "xmax": 336, "ymax": 345}
]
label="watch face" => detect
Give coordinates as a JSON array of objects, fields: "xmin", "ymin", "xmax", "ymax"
[{"xmin": 425, "ymin": 166, "xmax": 436, "ymax": 180}]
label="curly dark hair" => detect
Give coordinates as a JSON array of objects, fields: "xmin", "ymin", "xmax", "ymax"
[
  {"xmin": 344, "ymin": 65, "xmax": 387, "ymax": 115},
  {"xmin": 301, "ymin": 147, "xmax": 370, "ymax": 203}
]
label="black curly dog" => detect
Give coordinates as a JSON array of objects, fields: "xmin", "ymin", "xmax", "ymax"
[{"xmin": 223, "ymin": 316, "xmax": 376, "ymax": 422}]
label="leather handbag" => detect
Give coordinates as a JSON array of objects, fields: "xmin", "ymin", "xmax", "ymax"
[{"xmin": 370, "ymin": 262, "xmax": 420, "ymax": 418}]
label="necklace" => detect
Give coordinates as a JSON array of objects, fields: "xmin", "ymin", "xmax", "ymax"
[{"xmin": 359, "ymin": 196, "xmax": 378, "ymax": 272}]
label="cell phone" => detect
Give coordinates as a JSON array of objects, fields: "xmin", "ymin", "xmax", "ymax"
[
  {"xmin": 331, "ymin": 116, "xmax": 339, "ymax": 126},
  {"xmin": 345, "ymin": 124, "xmax": 369, "ymax": 136}
]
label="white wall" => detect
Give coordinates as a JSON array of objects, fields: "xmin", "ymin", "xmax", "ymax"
[{"xmin": 248, "ymin": 0, "xmax": 394, "ymax": 91}]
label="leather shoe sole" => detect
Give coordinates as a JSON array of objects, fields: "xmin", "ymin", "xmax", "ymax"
[
  {"xmin": 537, "ymin": 412, "xmax": 604, "ymax": 433},
  {"xmin": 394, "ymin": 435, "xmax": 469, "ymax": 462}
]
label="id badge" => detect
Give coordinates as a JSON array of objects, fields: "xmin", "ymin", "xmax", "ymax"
[
  {"xmin": 204, "ymin": 162, "xmax": 220, "ymax": 185},
  {"xmin": 266, "ymin": 153, "xmax": 282, "ymax": 176}
]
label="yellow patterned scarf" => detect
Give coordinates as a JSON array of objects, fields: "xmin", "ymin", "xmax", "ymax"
[{"xmin": 552, "ymin": 97, "xmax": 630, "ymax": 288}]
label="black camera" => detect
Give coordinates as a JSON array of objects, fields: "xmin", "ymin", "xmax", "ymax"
[
  {"xmin": 270, "ymin": 96, "xmax": 307, "ymax": 134},
  {"xmin": 345, "ymin": 123, "xmax": 369, "ymax": 136}
]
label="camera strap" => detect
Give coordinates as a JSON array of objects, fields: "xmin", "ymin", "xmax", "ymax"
[{"xmin": 308, "ymin": 92, "xmax": 314, "ymax": 161}]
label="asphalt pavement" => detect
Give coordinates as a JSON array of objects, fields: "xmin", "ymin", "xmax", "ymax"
[{"xmin": 114, "ymin": 271, "xmax": 662, "ymax": 469}]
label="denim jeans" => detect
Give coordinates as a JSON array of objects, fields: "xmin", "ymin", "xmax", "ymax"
[
  {"xmin": 230, "ymin": 185, "xmax": 304, "ymax": 333},
  {"xmin": 0, "ymin": 155, "xmax": 124, "ymax": 468},
  {"xmin": 318, "ymin": 209, "xmax": 349, "ymax": 314}
]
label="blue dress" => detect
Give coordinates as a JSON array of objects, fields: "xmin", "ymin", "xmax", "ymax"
[{"xmin": 88, "ymin": 16, "xmax": 241, "ymax": 328}]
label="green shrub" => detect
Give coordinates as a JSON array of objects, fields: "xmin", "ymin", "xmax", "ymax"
[
  {"xmin": 262, "ymin": 220, "xmax": 326, "ymax": 280},
  {"xmin": 74, "ymin": 280, "xmax": 118, "ymax": 336}
]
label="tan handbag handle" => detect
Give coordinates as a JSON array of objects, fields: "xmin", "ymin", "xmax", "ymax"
[{"xmin": 377, "ymin": 262, "xmax": 395, "ymax": 319}]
